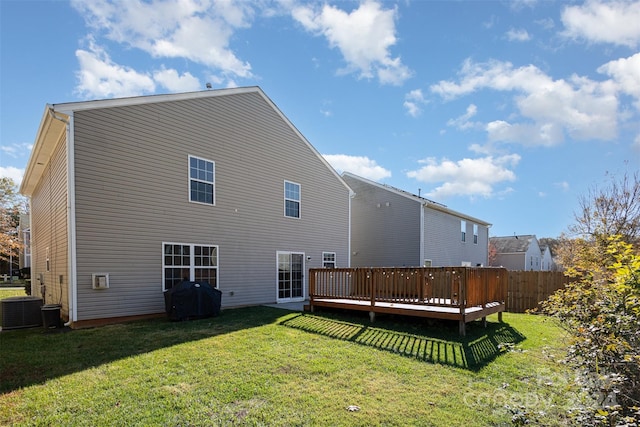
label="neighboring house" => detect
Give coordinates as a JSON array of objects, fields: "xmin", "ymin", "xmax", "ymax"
[
  {"xmin": 342, "ymin": 172, "xmax": 491, "ymax": 268},
  {"xmin": 20, "ymin": 86, "xmax": 352, "ymax": 327},
  {"xmin": 539, "ymin": 244, "xmax": 555, "ymax": 271},
  {"xmin": 489, "ymin": 235, "xmax": 549, "ymax": 271}
]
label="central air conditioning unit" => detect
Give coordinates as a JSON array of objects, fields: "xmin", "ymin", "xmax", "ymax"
[{"xmin": 1, "ymin": 296, "xmax": 43, "ymax": 329}]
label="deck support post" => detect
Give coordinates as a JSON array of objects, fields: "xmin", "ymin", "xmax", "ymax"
[
  {"xmin": 369, "ymin": 311, "xmax": 375, "ymax": 322},
  {"xmin": 482, "ymin": 316, "xmax": 487, "ymax": 328},
  {"xmin": 459, "ymin": 320, "xmax": 466, "ymax": 336},
  {"xmin": 498, "ymin": 311, "xmax": 503, "ymax": 322}
]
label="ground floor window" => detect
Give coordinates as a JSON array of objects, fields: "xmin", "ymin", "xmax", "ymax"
[
  {"xmin": 322, "ymin": 252, "xmax": 336, "ymax": 268},
  {"xmin": 163, "ymin": 243, "xmax": 218, "ymax": 291}
]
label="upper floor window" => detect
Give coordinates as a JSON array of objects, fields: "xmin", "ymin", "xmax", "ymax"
[
  {"xmin": 473, "ymin": 224, "xmax": 478, "ymax": 244},
  {"xmin": 189, "ymin": 156, "xmax": 215, "ymax": 205},
  {"xmin": 284, "ymin": 181, "xmax": 300, "ymax": 218},
  {"xmin": 461, "ymin": 220, "xmax": 466, "ymax": 242},
  {"xmin": 323, "ymin": 252, "xmax": 336, "ymax": 268}
]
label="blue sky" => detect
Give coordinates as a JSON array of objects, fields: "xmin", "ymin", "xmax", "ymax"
[{"xmin": 1, "ymin": 0, "xmax": 639, "ymax": 239}]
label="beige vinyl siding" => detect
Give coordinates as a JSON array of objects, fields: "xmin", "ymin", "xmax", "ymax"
[
  {"xmin": 494, "ymin": 253, "xmax": 526, "ymax": 271},
  {"xmin": 72, "ymin": 91, "xmax": 349, "ymax": 320},
  {"xmin": 30, "ymin": 132, "xmax": 69, "ymax": 316},
  {"xmin": 423, "ymin": 208, "xmax": 489, "ymax": 267},
  {"xmin": 344, "ymin": 175, "xmax": 421, "ymax": 267},
  {"xmin": 423, "ymin": 207, "xmax": 462, "ymax": 266},
  {"xmin": 344, "ymin": 173, "xmax": 489, "ymax": 269}
]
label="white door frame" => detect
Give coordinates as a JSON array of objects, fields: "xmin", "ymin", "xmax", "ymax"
[{"xmin": 276, "ymin": 251, "xmax": 306, "ymax": 303}]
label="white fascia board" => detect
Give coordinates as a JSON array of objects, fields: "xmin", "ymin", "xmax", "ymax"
[
  {"xmin": 20, "ymin": 106, "xmax": 69, "ymax": 196},
  {"xmin": 52, "ymin": 86, "xmax": 261, "ymax": 114}
]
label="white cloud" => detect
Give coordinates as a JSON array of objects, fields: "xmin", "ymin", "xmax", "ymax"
[
  {"xmin": 403, "ymin": 89, "xmax": 427, "ymax": 117},
  {"xmin": 153, "ymin": 68, "xmax": 201, "ymax": 92},
  {"xmin": 535, "ymin": 18, "xmax": 555, "ymax": 31},
  {"xmin": 505, "ymin": 28, "xmax": 531, "ymax": 42},
  {"xmin": 292, "ymin": 1, "xmax": 411, "ymax": 85},
  {"xmin": 1, "ymin": 142, "xmax": 32, "ymax": 159},
  {"xmin": 75, "ymin": 41, "xmax": 156, "ymax": 98},
  {"xmin": 0, "ymin": 166, "xmax": 25, "ymax": 187},
  {"xmin": 482, "ymin": 15, "xmax": 498, "ymax": 29},
  {"xmin": 431, "ymin": 58, "xmax": 620, "ymax": 146},
  {"xmin": 323, "ymin": 154, "xmax": 391, "ymax": 181},
  {"xmin": 406, "ymin": 154, "xmax": 521, "ymax": 199},
  {"xmin": 447, "ymin": 104, "xmax": 480, "ymax": 130},
  {"xmin": 71, "ymin": 0, "xmax": 253, "ymax": 78},
  {"xmin": 561, "ymin": 0, "xmax": 640, "ymax": 48},
  {"xmin": 598, "ymin": 52, "xmax": 640, "ymax": 109},
  {"xmin": 554, "ymin": 181, "xmax": 570, "ymax": 192}
]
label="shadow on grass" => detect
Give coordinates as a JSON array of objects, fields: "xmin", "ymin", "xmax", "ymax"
[
  {"xmin": 279, "ymin": 309, "xmax": 526, "ymax": 370},
  {"xmin": 0, "ymin": 306, "xmax": 287, "ymax": 394}
]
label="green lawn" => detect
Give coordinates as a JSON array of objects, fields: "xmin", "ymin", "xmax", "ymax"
[
  {"xmin": 0, "ymin": 300, "xmax": 589, "ymax": 426},
  {"xmin": 0, "ymin": 286, "xmax": 27, "ymax": 299}
]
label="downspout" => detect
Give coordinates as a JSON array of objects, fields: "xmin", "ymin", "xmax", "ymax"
[
  {"xmin": 48, "ymin": 106, "xmax": 77, "ymax": 326},
  {"xmin": 419, "ymin": 203, "xmax": 425, "ymax": 266},
  {"xmin": 348, "ymin": 190, "xmax": 355, "ymax": 268}
]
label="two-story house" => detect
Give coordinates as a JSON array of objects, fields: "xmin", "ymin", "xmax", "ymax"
[
  {"xmin": 20, "ymin": 87, "xmax": 352, "ymax": 327},
  {"xmin": 342, "ymin": 173, "xmax": 491, "ymax": 268},
  {"xmin": 489, "ymin": 235, "xmax": 553, "ymax": 271}
]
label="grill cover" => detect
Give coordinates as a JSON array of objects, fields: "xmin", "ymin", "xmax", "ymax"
[{"xmin": 163, "ymin": 281, "xmax": 222, "ymax": 321}]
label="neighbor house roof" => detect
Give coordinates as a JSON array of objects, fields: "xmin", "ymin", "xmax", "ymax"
[
  {"xmin": 490, "ymin": 235, "xmax": 537, "ymax": 253},
  {"xmin": 343, "ymin": 172, "xmax": 491, "ymax": 226}
]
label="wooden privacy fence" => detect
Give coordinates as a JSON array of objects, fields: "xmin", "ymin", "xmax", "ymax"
[
  {"xmin": 308, "ymin": 267, "xmax": 508, "ymax": 335},
  {"xmin": 505, "ymin": 271, "xmax": 571, "ymax": 313}
]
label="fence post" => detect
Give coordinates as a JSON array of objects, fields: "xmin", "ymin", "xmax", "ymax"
[
  {"xmin": 309, "ymin": 269, "xmax": 316, "ymax": 313},
  {"xmin": 459, "ymin": 271, "xmax": 466, "ymax": 336},
  {"xmin": 369, "ymin": 268, "xmax": 376, "ymax": 322}
]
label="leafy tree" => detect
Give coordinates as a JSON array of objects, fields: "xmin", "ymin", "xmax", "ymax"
[
  {"xmin": 543, "ymin": 236, "xmax": 640, "ymax": 425},
  {"xmin": 0, "ymin": 177, "xmax": 27, "ymax": 267},
  {"xmin": 541, "ymin": 170, "xmax": 640, "ymax": 424},
  {"xmin": 555, "ymin": 171, "xmax": 640, "ymax": 276},
  {"xmin": 570, "ymin": 170, "xmax": 640, "ymax": 247}
]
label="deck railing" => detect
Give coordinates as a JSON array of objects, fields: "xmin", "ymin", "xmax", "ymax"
[{"xmin": 309, "ymin": 267, "xmax": 508, "ymax": 309}]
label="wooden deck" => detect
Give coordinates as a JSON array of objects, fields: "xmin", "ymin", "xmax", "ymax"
[{"xmin": 308, "ymin": 267, "xmax": 507, "ymax": 335}]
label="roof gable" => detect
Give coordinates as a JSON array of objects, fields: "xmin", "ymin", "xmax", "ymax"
[
  {"xmin": 490, "ymin": 235, "xmax": 537, "ymax": 253},
  {"xmin": 21, "ymin": 86, "xmax": 353, "ymax": 197},
  {"xmin": 343, "ymin": 172, "xmax": 491, "ymax": 226}
]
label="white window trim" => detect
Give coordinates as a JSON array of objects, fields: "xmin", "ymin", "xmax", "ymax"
[
  {"xmin": 188, "ymin": 155, "xmax": 216, "ymax": 206},
  {"xmin": 284, "ymin": 180, "xmax": 301, "ymax": 219},
  {"xmin": 276, "ymin": 251, "xmax": 306, "ymax": 303},
  {"xmin": 162, "ymin": 242, "xmax": 219, "ymax": 291},
  {"xmin": 322, "ymin": 251, "xmax": 336, "ymax": 268}
]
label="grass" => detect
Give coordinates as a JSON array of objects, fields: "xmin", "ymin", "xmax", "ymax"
[
  {"xmin": 0, "ymin": 286, "xmax": 27, "ymax": 299},
  {"xmin": 0, "ymin": 291, "xmax": 589, "ymax": 426}
]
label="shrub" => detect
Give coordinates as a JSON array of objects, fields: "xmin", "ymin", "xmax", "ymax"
[{"xmin": 543, "ymin": 236, "xmax": 640, "ymax": 425}]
